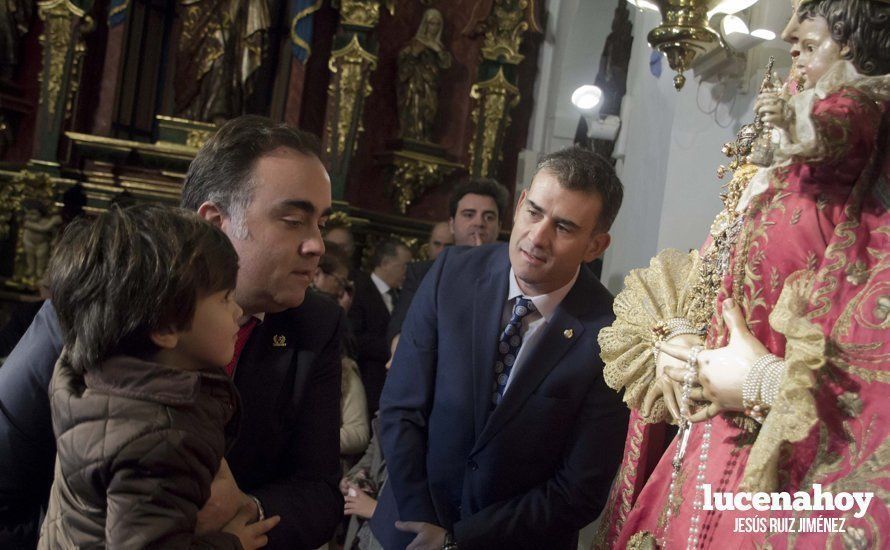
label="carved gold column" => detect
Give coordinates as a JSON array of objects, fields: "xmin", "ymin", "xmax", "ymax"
[
  {"xmin": 29, "ymin": 0, "xmax": 94, "ymax": 175},
  {"xmin": 322, "ymin": 0, "xmax": 392, "ymax": 200},
  {"xmin": 466, "ymin": 0, "xmax": 540, "ymax": 180}
]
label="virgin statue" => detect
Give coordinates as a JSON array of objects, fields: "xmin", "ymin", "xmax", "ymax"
[
  {"xmin": 595, "ymin": 0, "xmax": 890, "ymax": 548},
  {"xmin": 397, "ymin": 8, "xmax": 451, "ymax": 143}
]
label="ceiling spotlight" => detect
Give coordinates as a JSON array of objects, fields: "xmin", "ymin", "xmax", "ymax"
[
  {"xmin": 625, "ymin": 0, "xmax": 659, "ymax": 12},
  {"xmin": 571, "ymin": 85, "xmax": 603, "ymax": 111}
]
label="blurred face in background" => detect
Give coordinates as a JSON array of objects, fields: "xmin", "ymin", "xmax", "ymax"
[
  {"xmin": 450, "ymin": 193, "xmax": 500, "ymax": 246},
  {"xmin": 427, "ymin": 221, "xmax": 453, "ymax": 260}
]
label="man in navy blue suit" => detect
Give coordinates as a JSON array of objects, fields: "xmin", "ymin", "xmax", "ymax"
[{"xmin": 372, "ymin": 146, "xmax": 630, "ymax": 550}]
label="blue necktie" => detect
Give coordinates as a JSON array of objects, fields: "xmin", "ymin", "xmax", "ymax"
[{"xmin": 491, "ymin": 297, "xmax": 536, "ymax": 408}]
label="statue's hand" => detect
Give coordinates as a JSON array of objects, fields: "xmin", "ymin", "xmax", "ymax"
[
  {"xmin": 754, "ymin": 91, "xmax": 792, "ymax": 132},
  {"xmin": 658, "ymin": 299, "xmax": 769, "ymax": 422},
  {"xmin": 642, "ymin": 333, "xmax": 703, "ymax": 421}
]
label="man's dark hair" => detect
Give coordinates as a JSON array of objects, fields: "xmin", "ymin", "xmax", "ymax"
[
  {"xmin": 180, "ymin": 115, "xmax": 322, "ymax": 217},
  {"xmin": 798, "ymin": 0, "xmax": 890, "ymax": 76},
  {"xmin": 371, "ymin": 239, "xmax": 409, "ymax": 270},
  {"xmin": 535, "ymin": 146, "xmax": 624, "ymax": 232},
  {"xmin": 448, "ymin": 178, "xmax": 510, "ymax": 220},
  {"xmin": 46, "ymin": 204, "xmax": 239, "ymax": 374}
]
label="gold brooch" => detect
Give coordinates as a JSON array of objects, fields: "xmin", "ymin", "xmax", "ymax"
[
  {"xmin": 563, "ymin": 329, "xmax": 574, "ymax": 339},
  {"xmin": 272, "ymin": 335, "xmax": 287, "ymax": 347}
]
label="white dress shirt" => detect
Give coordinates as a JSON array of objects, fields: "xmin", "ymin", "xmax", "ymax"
[
  {"xmin": 371, "ymin": 272, "xmax": 395, "ymax": 313},
  {"xmin": 500, "ymin": 267, "xmax": 579, "ymax": 394}
]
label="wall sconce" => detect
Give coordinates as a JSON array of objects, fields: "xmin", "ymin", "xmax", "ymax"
[
  {"xmin": 571, "ymin": 85, "xmax": 621, "ymax": 141},
  {"xmin": 626, "ymin": 0, "xmax": 769, "ymax": 91}
]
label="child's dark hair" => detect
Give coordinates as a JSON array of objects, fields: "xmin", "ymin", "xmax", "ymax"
[
  {"xmin": 46, "ymin": 204, "xmax": 239, "ymax": 373},
  {"xmin": 798, "ymin": 0, "xmax": 890, "ymax": 76}
]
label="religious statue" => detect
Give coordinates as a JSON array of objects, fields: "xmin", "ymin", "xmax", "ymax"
[
  {"xmin": 594, "ymin": 1, "xmax": 632, "ymax": 118},
  {"xmin": 0, "ymin": 0, "xmax": 33, "ymax": 80},
  {"xmin": 174, "ymin": 0, "xmax": 270, "ymax": 124},
  {"xmin": 396, "ymin": 8, "xmax": 451, "ymax": 143},
  {"xmin": 19, "ymin": 198, "xmax": 62, "ymax": 283},
  {"xmin": 595, "ymin": 0, "xmax": 890, "ymax": 548}
]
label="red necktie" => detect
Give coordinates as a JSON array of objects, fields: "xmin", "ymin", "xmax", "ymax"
[{"xmin": 224, "ymin": 317, "xmax": 259, "ymax": 378}]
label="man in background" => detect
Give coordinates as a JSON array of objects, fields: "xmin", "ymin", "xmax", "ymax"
[
  {"xmin": 350, "ymin": 239, "xmax": 412, "ymax": 415},
  {"xmin": 426, "ymin": 221, "xmax": 453, "ymax": 261},
  {"xmin": 386, "ymin": 178, "xmax": 509, "ymax": 349}
]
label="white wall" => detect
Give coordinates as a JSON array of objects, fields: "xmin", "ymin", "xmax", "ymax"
[{"xmin": 525, "ymin": 1, "xmax": 794, "ymax": 294}]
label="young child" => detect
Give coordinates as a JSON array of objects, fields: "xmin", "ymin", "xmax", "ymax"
[{"xmin": 37, "ymin": 205, "xmax": 279, "ymax": 549}]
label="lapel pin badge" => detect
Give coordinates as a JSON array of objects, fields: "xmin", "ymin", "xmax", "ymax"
[
  {"xmin": 563, "ymin": 329, "xmax": 574, "ymax": 339},
  {"xmin": 272, "ymin": 335, "xmax": 287, "ymax": 347}
]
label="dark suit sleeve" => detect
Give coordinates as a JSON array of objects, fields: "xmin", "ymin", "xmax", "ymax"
[
  {"xmin": 378, "ymin": 254, "xmax": 449, "ymax": 526},
  {"xmin": 386, "ymin": 262, "xmax": 425, "ymax": 344},
  {"xmin": 453, "ymin": 371, "xmax": 629, "ymax": 549},
  {"xmin": 349, "ymin": 278, "xmax": 391, "ymax": 363},
  {"xmin": 0, "ymin": 301, "xmax": 63, "ymax": 547},
  {"xmin": 251, "ymin": 309, "xmax": 345, "ymax": 549}
]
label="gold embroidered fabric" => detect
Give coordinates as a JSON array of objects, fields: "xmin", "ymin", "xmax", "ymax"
[
  {"xmin": 600, "ymin": 249, "xmax": 701, "ymax": 424},
  {"xmin": 740, "ymin": 270, "xmax": 827, "ymax": 492}
]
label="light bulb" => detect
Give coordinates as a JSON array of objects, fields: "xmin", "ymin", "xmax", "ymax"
[
  {"xmin": 750, "ymin": 29, "xmax": 776, "ymax": 40},
  {"xmin": 708, "ymin": 0, "xmax": 759, "ymax": 19},
  {"xmin": 721, "ymin": 14, "xmax": 750, "ymax": 36},
  {"xmin": 626, "ymin": 0, "xmax": 659, "ymax": 12},
  {"xmin": 571, "ymin": 85, "xmax": 603, "ymax": 111}
]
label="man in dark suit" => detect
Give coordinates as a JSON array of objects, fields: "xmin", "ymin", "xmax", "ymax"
[
  {"xmin": 350, "ymin": 239, "xmax": 412, "ymax": 415},
  {"xmin": 372, "ymin": 147, "xmax": 629, "ymax": 550},
  {"xmin": 0, "ymin": 116, "xmax": 343, "ymax": 549},
  {"xmin": 385, "ymin": 178, "xmax": 509, "ymax": 348}
]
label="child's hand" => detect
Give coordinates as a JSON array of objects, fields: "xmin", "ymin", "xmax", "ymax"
[
  {"xmin": 344, "ymin": 483, "xmax": 378, "ymax": 519},
  {"xmin": 755, "ymin": 91, "xmax": 792, "ymax": 131},
  {"xmin": 222, "ymin": 504, "xmax": 281, "ymax": 549}
]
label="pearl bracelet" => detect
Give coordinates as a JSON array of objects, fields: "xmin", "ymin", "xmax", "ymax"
[{"xmin": 743, "ymin": 353, "xmax": 785, "ymax": 423}]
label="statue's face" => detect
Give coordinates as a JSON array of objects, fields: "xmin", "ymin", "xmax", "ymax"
[
  {"xmin": 796, "ymin": 15, "xmax": 844, "ymax": 89},
  {"xmin": 422, "ymin": 12, "xmax": 443, "ymax": 40}
]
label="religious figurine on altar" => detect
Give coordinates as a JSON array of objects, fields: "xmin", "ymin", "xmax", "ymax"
[
  {"xmin": 19, "ymin": 198, "xmax": 62, "ymax": 284},
  {"xmin": 174, "ymin": 0, "xmax": 271, "ymax": 123},
  {"xmin": 0, "ymin": 0, "xmax": 32, "ymax": 80},
  {"xmin": 594, "ymin": 0, "xmax": 890, "ymax": 548},
  {"xmin": 396, "ymin": 8, "xmax": 451, "ymax": 142}
]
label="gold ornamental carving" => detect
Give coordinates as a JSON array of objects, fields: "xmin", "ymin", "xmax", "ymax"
[
  {"xmin": 468, "ymin": 68, "xmax": 519, "ymax": 178},
  {"xmin": 37, "ymin": 0, "xmax": 87, "ymax": 119},
  {"xmin": 65, "ymin": 16, "xmax": 95, "ymax": 122},
  {"xmin": 0, "ymin": 171, "xmax": 61, "ymax": 290},
  {"xmin": 186, "ymin": 129, "xmax": 214, "ymax": 149},
  {"xmin": 385, "ymin": 151, "xmax": 461, "ymax": 213},
  {"xmin": 336, "ymin": 0, "xmax": 394, "ymax": 29},
  {"xmin": 465, "ymin": 0, "xmax": 541, "ymax": 64},
  {"xmin": 325, "ymin": 35, "xmax": 378, "ymax": 160}
]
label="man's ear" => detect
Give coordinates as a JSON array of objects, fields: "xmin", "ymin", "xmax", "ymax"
[
  {"xmin": 584, "ymin": 232, "xmax": 612, "ymax": 263},
  {"xmin": 150, "ymin": 327, "xmax": 179, "ymax": 350},
  {"xmin": 196, "ymin": 201, "xmax": 224, "ymax": 228},
  {"xmin": 449, "ymin": 217, "xmax": 456, "ymax": 236}
]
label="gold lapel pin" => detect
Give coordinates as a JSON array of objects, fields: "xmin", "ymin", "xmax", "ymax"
[
  {"xmin": 272, "ymin": 335, "xmax": 287, "ymax": 347},
  {"xmin": 563, "ymin": 329, "xmax": 574, "ymax": 339}
]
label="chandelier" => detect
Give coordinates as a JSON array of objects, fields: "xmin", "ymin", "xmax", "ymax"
[{"xmin": 628, "ymin": 0, "xmax": 761, "ymax": 90}]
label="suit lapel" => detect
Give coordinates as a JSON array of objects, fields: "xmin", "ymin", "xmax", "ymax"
[
  {"xmin": 471, "ymin": 251, "xmax": 511, "ymax": 442},
  {"xmin": 472, "ymin": 271, "xmax": 593, "ymax": 454}
]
